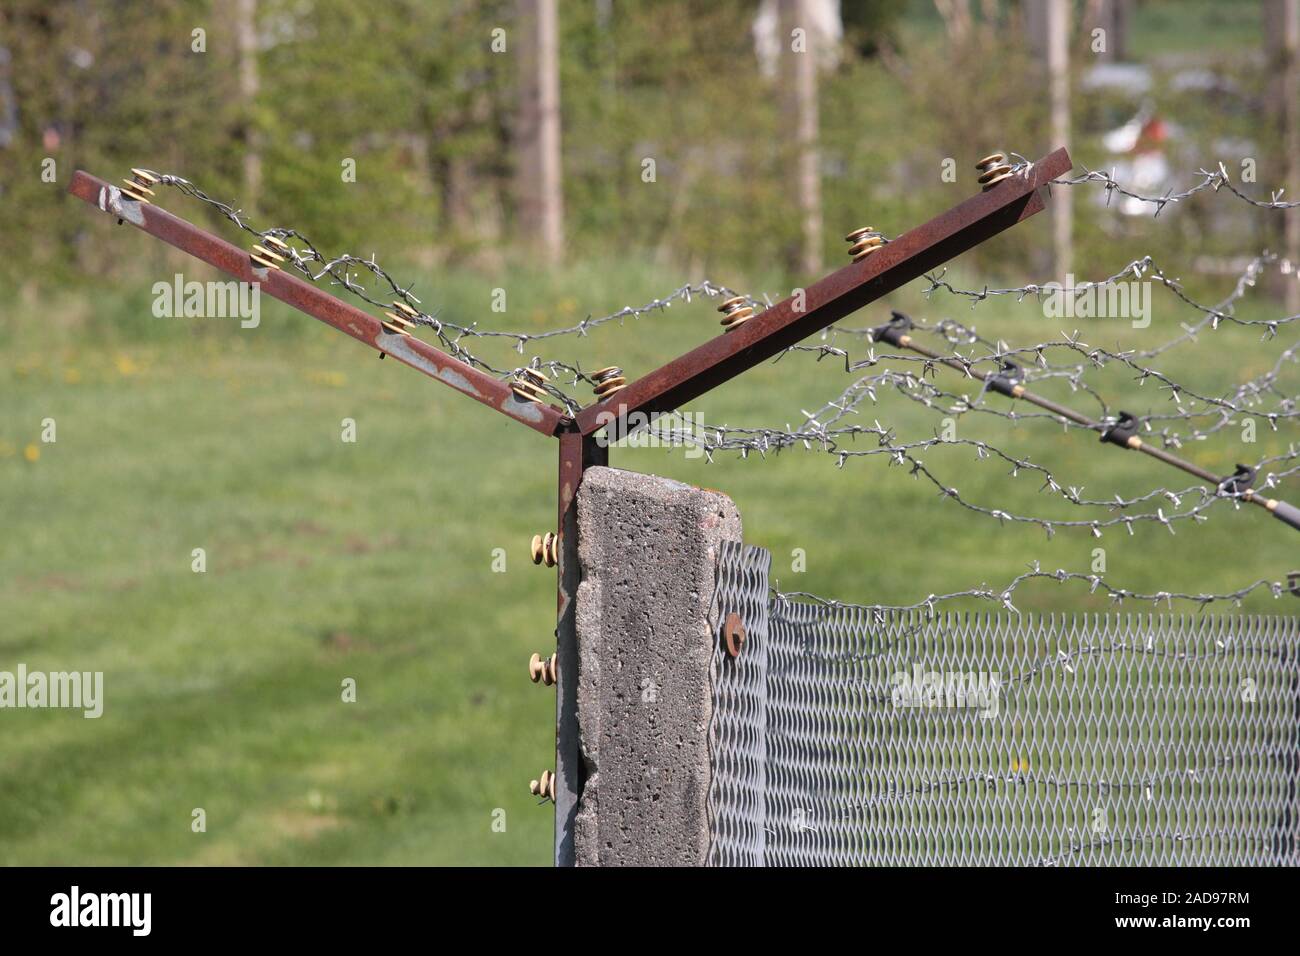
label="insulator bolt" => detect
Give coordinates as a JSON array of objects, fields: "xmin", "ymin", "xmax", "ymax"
[
  {"xmin": 529, "ymin": 652, "xmax": 557, "ymax": 686},
  {"xmin": 529, "ymin": 770, "xmax": 556, "ymax": 802},
  {"xmin": 591, "ymin": 366, "xmax": 627, "ymax": 400},
  {"xmin": 717, "ymin": 295, "xmax": 755, "ymax": 331},
  {"xmin": 511, "ymin": 367, "xmax": 551, "ymax": 404},
  {"xmin": 530, "ymin": 531, "xmax": 558, "ymax": 567},
  {"xmin": 845, "ymin": 225, "xmax": 885, "ymax": 262},
  {"xmin": 975, "ymin": 151, "xmax": 1015, "ymax": 191}
]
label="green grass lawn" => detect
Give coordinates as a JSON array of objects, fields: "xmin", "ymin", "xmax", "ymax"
[{"xmin": 2, "ymin": 210, "xmax": 1297, "ymax": 864}]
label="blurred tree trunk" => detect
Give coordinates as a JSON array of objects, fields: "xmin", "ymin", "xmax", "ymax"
[
  {"xmin": 934, "ymin": 0, "xmax": 972, "ymax": 43},
  {"xmin": 1083, "ymin": 0, "xmax": 1129, "ymax": 60},
  {"xmin": 515, "ymin": 0, "xmax": 564, "ymax": 264},
  {"xmin": 440, "ymin": 154, "xmax": 473, "ymax": 231},
  {"xmin": 0, "ymin": 43, "xmax": 15, "ymax": 150},
  {"xmin": 941, "ymin": 0, "xmax": 972, "ymax": 43},
  {"xmin": 780, "ymin": 0, "xmax": 822, "ymax": 276},
  {"xmin": 1264, "ymin": 0, "xmax": 1299, "ymax": 314},
  {"xmin": 236, "ymin": 0, "xmax": 261, "ymax": 211},
  {"xmin": 1028, "ymin": 0, "xmax": 1072, "ymax": 280}
]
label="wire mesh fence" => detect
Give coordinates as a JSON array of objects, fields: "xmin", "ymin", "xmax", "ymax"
[{"xmin": 709, "ymin": 542, "xmax": 1300, "ymax": 866}]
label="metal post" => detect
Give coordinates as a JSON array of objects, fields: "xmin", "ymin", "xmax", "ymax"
[{"xmin": 554, "ymin": 428, "xmax": 606, "ymax": 866}]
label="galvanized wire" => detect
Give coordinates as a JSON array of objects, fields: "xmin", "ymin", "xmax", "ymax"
[
  {"xmin": 708, "ymin": 542, "xmax": 1300, "ymax": 867},
  {"xmin": 649, "ymin": 364, "xmax": 1300, "ymax": 538},
  {"xmin": 140, "ymin": 169, "xmax": 765, "ymax": 412},
  {"xmin": 144, "ymin": 167, "xmax": 1299, "ymax": 537},
  {"xmin": 1051, "ymin": 160, "xmax": 1300, "ymax": 213}
]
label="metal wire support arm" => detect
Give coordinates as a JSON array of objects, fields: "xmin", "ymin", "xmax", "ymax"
[
  {"xmin": 867, "ymin": 310, "xmax": 1300, "ymax": 536},
  {"xmin": 574, "ymin": 146, "xmax": 1074, "ymax": 441},
  {"xmin": 66, "ymin": 170, "xmax": 568, "ymax": 437}
]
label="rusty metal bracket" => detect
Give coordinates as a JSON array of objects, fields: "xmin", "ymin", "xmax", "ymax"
[
  {"xmin": 575, "ymin": 147, "xmax": 1073, "ymax": 442},
  {"xmin": 67, "ymin": 170, "xmax": 568, "ymax": 437}
]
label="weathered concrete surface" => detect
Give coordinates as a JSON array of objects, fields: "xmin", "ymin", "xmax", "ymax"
[{"xmin": 573, "ymin": 466, "xmax": 742, "ymax": 866}]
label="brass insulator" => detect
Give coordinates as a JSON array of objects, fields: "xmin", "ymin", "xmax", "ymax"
[
  {"xmin": 978, "ymin": 164, "xmax": 1015, "ymax": 191},
  {"xmin": 717, "ymin": 295, "xmax": 755, "ymax": 331},
  {"xmin": 591, "ymin": 366, "xmax": 627, "ymax": 399},
  {"xmin": 130, "ymin": 168, "xmax": 160, "ymax": 186},
  {"xmin": 392, "ymin": 300, "xmax": 421, "ymax": 318},
  {"xmin": 845, "ymin": 226, "xmax": 884, "ymax": 262},
  {"xmin": 381, "ymin": 310, "xmax": 416, "ymax": 335},
  {"xmin": 252, "ymin": 244, "xmax": 284, "ymax": 263},
  {"xmin": 262, "ymin": 234, "xmax": 291, "ymax": 253},
  {"xmin": 529, "ymin": 770, "xmax": 556, "ymax": 802},
  {"xmin": 510, "ymin": 381, "xmax": 550, "ymax": 403},
  {"xmin": 975, "ymin": 151, "xmax": 1017, "ymax": 191},
  {"xmin": 117, "ymin": 181, "xmax": 152, "ymax": 205},
  {"xmin": 848, "ymin": 237, "xmax": 884, "ymax": 262},
  {"xmin": 520, "ymin": 366, "xmax": 549, "ymax": 387},
  {"xmin": 530, "ymin": 531, "xmax": 558, "ymax": 568},
  {"xmin": 510, "ymin": 369, "xmax": 551, "ymax": 404},
  {"xmin": 250, "ymin": 244, "xmax": 284, "ymax": 271},
  {"xmin": 121, "ymin": 178, "xmax": 155, "ymax": 198},
  {"xmin": 529, "ymin": 652, "xmax": 558, "ymax": 686}
]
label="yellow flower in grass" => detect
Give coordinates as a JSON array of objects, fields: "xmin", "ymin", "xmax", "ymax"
[
  {"xmin": 63, "ymin": 368, "xmax": 81, "ymax": 384},
  {"xmin": 114, "ymin": 353, "xmax": 139, "ymax": 377},
  {"xmin": 23, "ymin": 443, "xmax": 40, "ymax": 462},
  {"xmin": 306, "ymin": 370, "xmax": 347, "ymax": 387}
]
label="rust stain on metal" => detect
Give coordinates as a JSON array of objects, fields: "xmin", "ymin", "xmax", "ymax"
[{"xmin": 723, "ymin": 612, "xmax": 746, "ymax": 658}]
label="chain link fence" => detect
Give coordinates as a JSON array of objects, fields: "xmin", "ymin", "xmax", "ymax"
[{"xmin": 709, "ymin": 542, "xmax": 1300, "ymax": 866}]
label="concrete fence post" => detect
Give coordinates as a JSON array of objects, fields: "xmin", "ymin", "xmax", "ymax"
[{"xmin": 570, "ymin": 466, "xmax": 742, "ymax": 866}]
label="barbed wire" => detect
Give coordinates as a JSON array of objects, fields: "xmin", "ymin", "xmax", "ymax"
[
  {"xmin": 648, "ymin": 355, "xmax": 1300, "ymax": 536},
  {"xmin": 909, "ymin": 253, "xmax": 1298, "ymax": 383},
  {"xmin": 821, "ymin": 249, "xmax": 1294, "ymax": 453},
  {"xmin": 142, "ymin": 170, "xmax": 770, "ymax": 412},
  {"xmin": 143, "ymin": 164, "xmax": 1299, "ymax": 421},
  {"xmin": 778, "ymin": 346, "xmax": 1299, "ymax": 458},
  {"xmin": 790, "ymin": 323, "xmax": 1300, "ymax": 447},
  {"xmin": 767, "ymin": 244, "xmax": 1300, "ymax": 460},
  {"xmin": 1050, "ymin": 161, "xmax": 1300, "ymax": 214},
  {"xmin": 775, "ymin": 560, "xmax": 1290, "ymax": 618},
  {"xmin": 143, "ymin": 167, "xmax": 1299, "ymax": 539},
  {"xmin": 830, "ymin": 249, "xmax": 1288, "ymax": 368}
]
